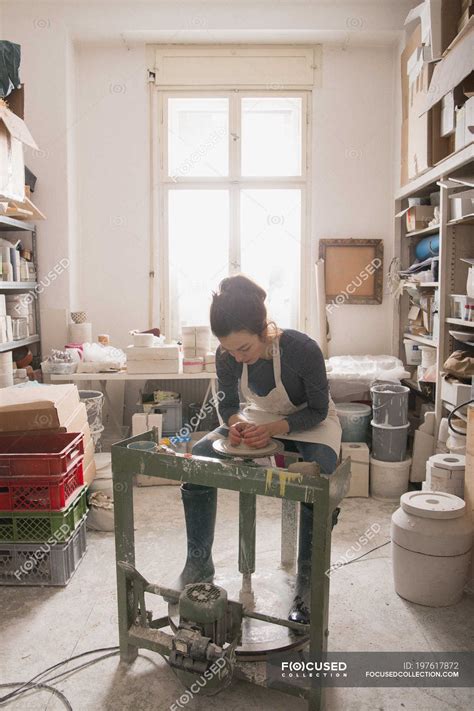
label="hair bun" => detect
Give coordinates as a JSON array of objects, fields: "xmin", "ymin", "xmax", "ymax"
[{"xmin": 219, "ymin": 275, "xmax": 266, "ymax": 301}]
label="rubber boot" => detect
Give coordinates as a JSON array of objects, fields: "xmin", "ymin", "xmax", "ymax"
[
  {"xmin": 288, "ymin": 504, "xmax": 341, "ymax": 626},
  {"xmin": 172, "ymin": 484, "xmax": 217, "ymax": 592}
]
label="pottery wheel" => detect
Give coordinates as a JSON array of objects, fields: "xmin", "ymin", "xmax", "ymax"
[{"xmin": 212, "ymin": 437, "xmax": 283, "ymax": 458}]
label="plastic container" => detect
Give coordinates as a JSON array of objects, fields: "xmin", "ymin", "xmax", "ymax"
[
  {"xmin": 0, "ymin": 486, "xmax": 88, "ymax": 543},
  {"xmin": 420, "ymin": 346, "xmax": 436, "ymax": 368},
  {"xmin": 371, "ymin": 421, "xmax": 409, "ymax": 462},
  {"xmin": 371, "ymin": 384, "xmax": 409, "ymax": 427},
  {"xmin": 391, "ymin": 491, "xmax": 472, "ymax": 606},
  {"xmin": 335, "ymin": 403, "xmax": 371, "ymax": 442},
  {"xmin": 403, "ymin": 339, "xmax": 421, "ymax": 365},
  {"xmin": 0, "ymin": 433, "xmax": 84, "ymax": 477},
  {"xmin": 79, "ymin": 390, "xmax": 104, "ymax": 432},
  {"xmin": 0, "ymin": 516, "xmax": 87, "ymax": 587},
  {"xmin": 183, "ymin": 357, "xmax": 204, "ymax": 373},
  {"xmin": 41, "ymin": 361, "xmax": 78, "ymax": 375},
  {"xmin": 0, "ymin": 460, "xmax": 84, "ymax": 511}
]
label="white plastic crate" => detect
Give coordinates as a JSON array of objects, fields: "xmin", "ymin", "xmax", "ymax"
[{"xmin": 0, "ymin": 516, "xmax": 87, "ymax": 586}]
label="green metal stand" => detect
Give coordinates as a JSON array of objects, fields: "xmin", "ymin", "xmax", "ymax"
[{"xmin": 112, "ymin": 430, "xmax": 350, "ymax": 710}]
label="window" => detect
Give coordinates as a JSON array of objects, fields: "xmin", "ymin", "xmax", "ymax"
[{"xmin": 158, "ymin": 91, "xmax": 309, "ymax": 339}]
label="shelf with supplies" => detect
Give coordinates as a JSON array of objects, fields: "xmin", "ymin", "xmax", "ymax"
[
  {"xmin": 446, "ymin": 318, "xmax": 474, "ymax": 328},
  {"xmin": 403, "ymin": 333, "xmax": 438, "ymax": 348},
  {"xmin": 0, "ymin": 334, "xmax": 40, "ymax": 354},
  {"xmin": 394, "ymin": 152, "xmax": 473, "ymax": 432},
  {"xmin": 0, "ymin": 282, "xmax": 38, "ymax": 292},
  {"xmin": 0, "ymin": 216, "xmax": 35, "ymax": 232}
]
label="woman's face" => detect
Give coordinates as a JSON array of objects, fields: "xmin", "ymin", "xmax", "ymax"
[{"xmin": 219, "ymin": 331, "xmax": 265, "ymax": 365}]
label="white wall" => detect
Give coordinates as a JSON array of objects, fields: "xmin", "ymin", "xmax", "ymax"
[{"xmin": 2, "ymin": 0, "xmax": 417, "ymax": 358}]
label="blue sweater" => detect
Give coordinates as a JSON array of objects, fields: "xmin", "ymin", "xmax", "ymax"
[{"xmin": 216, "ymin": 329, "xmax": 329, "ymax": 433}]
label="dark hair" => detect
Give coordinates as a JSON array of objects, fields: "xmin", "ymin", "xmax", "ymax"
[{"xmin": 210, "ymin": 275, "xmax": 269, "ymax": 338}]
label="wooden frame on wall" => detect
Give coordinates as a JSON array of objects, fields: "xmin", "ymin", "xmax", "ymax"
[{"xmin": 319, "ymin": 238, "xmax": 384, "ymax": 305}]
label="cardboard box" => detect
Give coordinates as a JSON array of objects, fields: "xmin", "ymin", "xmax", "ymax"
[
  {"xmin": 132, "ymin": 412, "xmax": 180, "ymax": 487},
  {"xmin": 63, "ymin": 402, "xmax": 92, "ymax": 447},
  {"xmin": 406, "ymin": 205, "xmax": 436, "ymax": 231},
  {"xmin": 83, "ymin": 457, "xmax": 97, "ymax": 488},
  {"xmin": 127, "ymin": 359, "xmax": 180, "ymax": 374},
  {"xmin": 0, "ymin": 99, "xmax": 38, "ymax": 201},
  {"xmin": 126, "ymin": 345, "xmax": 180, "ymax": 361},
  {"xmin": 441, "ymin": 91, "xmax": 456, "ymax": 135},
  {"xmin": 405, "ymin": 0, "xmax": 463, "ymax": 62},
  {"xmin": 341, "ymin": 442, "xmax": 369, "ymax": 497},
  {"xmin": 0, "ymin": 384, "xmax": 80, "ymax": 432}
]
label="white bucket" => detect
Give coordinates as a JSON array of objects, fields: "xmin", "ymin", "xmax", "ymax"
[
  {"xmin": 370, "ymin": 456, "xmax": 411, "ymax": 501},
  {"xmin": 403, "ymin": 339, "xmax": 422, "ymax": 365},
  {"xmin": 420, "ymin": 346, "xmax": 436, "ymax": 368}
]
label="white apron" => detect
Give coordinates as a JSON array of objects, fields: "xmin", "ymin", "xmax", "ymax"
[{"xmin": 239, "ymin": 338, "xmax": 342, "ymax": 455}]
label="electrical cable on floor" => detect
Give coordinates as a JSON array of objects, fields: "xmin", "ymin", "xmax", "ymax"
[
  {"xmin": 0, "ymin": 682, "xmax": 73, "ymax": 711},
  {"xmin": 447, "ymin": 398, "xmax": 473, "ymax": 436},
  {"xmin": 0, "ymin": 646, "xmax": 119, "ymax": 706},
  {"xmin": 334, "ymin": 539, "xmax": 391, "ymax": 567}
]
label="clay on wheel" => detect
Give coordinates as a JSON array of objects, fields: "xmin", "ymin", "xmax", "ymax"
[{"xmin": 212, "ymin": 438, "xmax": 281, "ymax": 458}]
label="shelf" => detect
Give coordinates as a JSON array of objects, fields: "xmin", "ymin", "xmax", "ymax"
[
  {"xmin": 447, "ymin": 214, "xmax": 474, "ymax": 226},
  {"xmin": 402, "ymin": 281, "xmax": 439, "ymax": 289},
  {"xmin": 443, "ymin": 401, "xmax": 468, "ymax": 423},
  {"xmin": 403, "ymin": 333, "xmax": 438, "ymax": 348},
  {"xmin": 395, "ymin": 143, "xmax": 474, "ymax": 201},
  {"xmin": 405, "ymin": 225, "xmax": 440, "ymax": 237},
  {"xmin": 446, "ymin": 318, "xmax": 474, "ymax": 328},
  {"xmin": 0, "ymin": 216, "xmax": 35, "ymax": 232},
  {"xmin": 0, "ymin": 335, "xmax": 40, "ymax": 353},
  {"xmin": 0, "ymin": 282, "xmax": 37, "ymax": 292}
]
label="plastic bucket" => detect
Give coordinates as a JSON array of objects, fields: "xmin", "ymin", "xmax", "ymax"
[
  {"xmin": 370, "ymin": 457, "xmax": 411, "ymax": 501},
  {"xmin": 403, "ymin": 339, "xmax": 421, "ymax": 365},
  {"xmin": 371, "ymin": 384, "xmax": 409, "ymax": 427},
  {"xmin": 336, "ymin": 403, "xmax": 372, "ymax": 442},
  {"xmin": 78, "ymin": 390, "xmax": 104, "ymax": 431},
  {"xmin": 420, "ymin": 346, "xmax": 436, "ymax": 368},
  {"xmin": 371, "ymin": 421, "xmax": 409, "ymax": 462}
]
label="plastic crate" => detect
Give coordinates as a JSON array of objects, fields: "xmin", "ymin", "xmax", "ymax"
[
  {"xmin": 0, "ymin": 433, "xmax": 84, "ymax": 477},
  {"xmin": 0, "ymin": 486, "xmax": 88, "ymax": 543},
  {"xmin": 0, "ymin": 459, "xmax": 84, "ymax": 511},
  {"xmin": 0, "ymin": 516, "xmax": 87, "ymax": 586}
]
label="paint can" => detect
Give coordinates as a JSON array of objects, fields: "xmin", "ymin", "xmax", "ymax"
[
  {"xmin": 335, "ymin": 403, "xmax": 371, "ymax": 442},
  {"xmin": 371, "ymin": 384, "xmax": 408, "ymax": 427},
  {"xmin": 371, "ymin": 420, "xmax": 409, "ymax": 462}
]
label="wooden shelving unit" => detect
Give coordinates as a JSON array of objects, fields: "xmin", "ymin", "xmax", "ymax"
[{"xmin": 394, "ymin": 144, "xmax": 474, "ymax": 431}]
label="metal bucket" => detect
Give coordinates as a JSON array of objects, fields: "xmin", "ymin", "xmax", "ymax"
[
  {"xmin": 371, "ymin": 421, "xmax": 409, "ymax": 462},
  {"xmin": 371, "ymin": 384, "xmax": 409, "ymax": 427}
]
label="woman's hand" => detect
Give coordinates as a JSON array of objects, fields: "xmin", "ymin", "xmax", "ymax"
[
  {"xmin": 241, "ymin": 420, "xmax": 290, "ymax": 449},
  {"xmin": 228, "ymin": 421, "xmax": 251, "ymax": 446}
]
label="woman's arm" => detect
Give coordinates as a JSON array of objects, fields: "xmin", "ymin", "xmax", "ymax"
[
  {"xmin": 285, "ymin": 338, "xmax": 329, "ymax": 433},
  {"xmin": 215, "ymin": 348, "xmax": 244, "ymax": 426}
]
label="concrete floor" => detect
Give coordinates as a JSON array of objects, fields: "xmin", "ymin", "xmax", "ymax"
[{"xmin": 0, "ymin": 484, "xmax": 473, "ymax": 711}]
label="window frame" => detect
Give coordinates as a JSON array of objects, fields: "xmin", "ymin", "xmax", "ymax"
[{"xmin": 156, "ymin": 89, "xmax": 312, "ymax": 337}]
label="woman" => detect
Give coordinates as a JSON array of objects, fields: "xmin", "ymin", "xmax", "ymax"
[{"xmin": 175, "ymin": 275, "xmax": 342, "ymax": 625}]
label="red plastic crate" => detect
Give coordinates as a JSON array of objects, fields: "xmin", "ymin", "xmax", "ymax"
[
  {"xmin": 0, "ymin": 459, "xmax": 84, "ymax": 511},
  {"xmin": 0, "ymin": 433, "xmax": 84, "ymax": 477}
]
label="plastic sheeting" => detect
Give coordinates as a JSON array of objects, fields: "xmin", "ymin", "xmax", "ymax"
[{"xmin": 326, "ymin": 355, "xmax": 410, "ymax": 402}]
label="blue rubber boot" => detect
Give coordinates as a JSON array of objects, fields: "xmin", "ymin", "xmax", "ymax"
[
  {"xmin": 173, "ymin": 483, "xmax": 217, "ymax": 590},
  {"xmin": 288, "ymin": 503, "xmax": 341, "ymax": 625}
]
